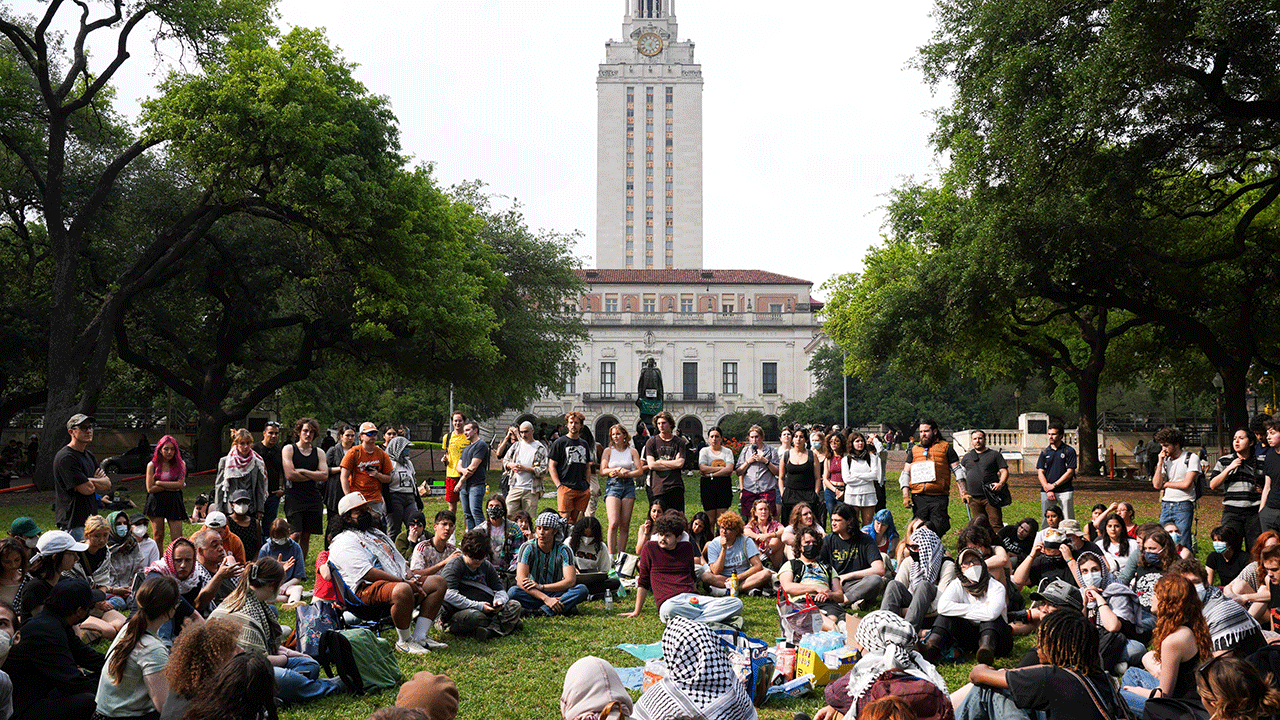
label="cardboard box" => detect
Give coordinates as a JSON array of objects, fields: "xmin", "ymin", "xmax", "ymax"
[{"xmin": 795, "ymin": 646, "xmax": 857, "ymax": 686}]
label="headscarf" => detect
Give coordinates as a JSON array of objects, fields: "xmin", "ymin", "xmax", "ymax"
[
  {"xmin": 909, "ymin": 527, "xmax": 945, "ymax": 586},
  {"xmin": 106, "ymin": 509, "xmax": 135, "ymax": 550},
  {"xmin": 848, "ymin": 610, "xmax": 948, "ymax": 702},
  {"xmin": 386, "ymin": 435, "xmax": 412, "ymax": 466},
  {"xmin": 634, "ymin": 616, "xmax": 756, "ymax": 720},
  {"xmin": 562, "ymin": 656, "xmax": 633, "ymax": 720},
  {"xmin": 1077, "ymin": 550, "xmax": 1140, "ymax": 625},
  {"xmin": 145, "ymin": 537, "xmax": 200, "ymax": 594},
  {"xmin": 222, "ymin": 442, "xmax": 264, "ymax": 480},
  {"xmin": 956, "ymin": 548, "xmax": 990, "ymax": 598}
]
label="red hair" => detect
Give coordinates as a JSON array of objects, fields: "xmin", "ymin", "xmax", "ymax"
[
  {"xmin": 150, "ymin": 435, "xmax": 186, "ymax": 480},
  {"xmin": 1151, "ymin": 575, "xmax": 1211, "ymax": 663},
  {"xmin": 1253, "ymin": 530, "xmax": 1280, "ymax": 564}
]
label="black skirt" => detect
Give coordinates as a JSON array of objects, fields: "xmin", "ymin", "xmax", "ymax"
[{"xmin": 143, "ymin": 489, "xmax": 189, "ymax": 521}]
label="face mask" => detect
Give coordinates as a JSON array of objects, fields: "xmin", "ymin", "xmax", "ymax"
[
  {"xmin": 355, "ymin": 512, "xmax": 374, "ymax": 532},
  {"xmin": 132, "ymin": 526, "xmax": 147, "ymax": 538},
  {"xmin": 1169, "ymin": 532, "xmax": 1181, "ymax": 545},
  {"xmin": 1194, "ymin": 583, "xmax": 1206, "ymax": 601},
  {"xmin": 1144, "ymin": 551, "xmax": 1162, "ymax": 565},
  {"xmin": 1081, "ymin": 571, "xmax": 1102, "ymax": 588},
  {"xmin": 271, "ymin": 537, "xmax": 290, "ymax": 546},
  {"xmin": 909, "ymin": 550, "xmax": 921, "ymax": 562},
  {"xmin": 487, "ymin": 506, "xmax": 505, "ymax": 520},
  {"xmin": 1212, "ymin": 541, "xmax": 1228, "ymax": 554},
  {"xmin": 0, "ymin": 630, "xmax": 11, "ymax": 666},
  {"xmin": 114, "ymin": 525, "xmax": 128, "ymax": 538},
  {"xmin": 801, "ymin": 544, "xmax": 820, "ymax": 560},
  {"xmin": 24, "ymin": 538, "xmax": 37, "ymax": 549},
  {"xmin": 233, "ymin": 503, "xmax": 251, "ymax": 515},
  {"xmin": 963, "ymin": 566, "xmax": 984, "ymax": 583}
]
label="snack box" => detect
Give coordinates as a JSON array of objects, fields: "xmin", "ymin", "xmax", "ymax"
[{"xmin": 795, "ymin": 646, "xmax": 857, "ymax": 686}]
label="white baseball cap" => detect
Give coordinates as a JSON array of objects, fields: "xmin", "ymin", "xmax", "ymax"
[
  {"xmin": 338, "ymin": 492, "xmax": 370, "ymax": 516},
  {"xmin": 204, "ymin": 511, "xmax": 228, "ymax": 529},
  {"xmin": 37, "ymin": 530, "xmax": 88, "ymax": 556}
]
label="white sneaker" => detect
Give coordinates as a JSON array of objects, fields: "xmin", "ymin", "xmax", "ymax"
[
  {"xmin": 420, "ymin": 636, "xmax": 448, "ymax": 650},
  {"xmin": 395, "ymin": 640, "xmax": 430, "ymax": 655}
]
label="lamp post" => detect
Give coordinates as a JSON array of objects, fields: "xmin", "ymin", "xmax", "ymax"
[
  {"xmin": 1014, "ymin": 387, "xmax": 1022, "ymax": 419},
  {"xmin": 1212, "ymin": 374, "xmax": 1223, "ymax": 457}
]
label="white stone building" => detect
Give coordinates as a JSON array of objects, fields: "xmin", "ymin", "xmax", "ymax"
[{"xmin": 488, "ymin": 2, "xmax": 825, "ymax": 442}]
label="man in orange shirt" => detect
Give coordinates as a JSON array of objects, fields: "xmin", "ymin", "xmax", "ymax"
[{"xmin": 341, "ymin": 421, "xmax": 393, "ymax": 522}]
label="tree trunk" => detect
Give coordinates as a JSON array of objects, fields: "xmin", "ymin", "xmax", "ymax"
[
  {"xmin": 195, "ymin": 408, "xmax": 230, "ymax": 473},
  {"xmin": 1218, "ymin": 362, "xmax": 1251, "ymax": 432},
  {"xmin": 1076, "ymin": 376, "xmax": 1101, "ymax": 477}
]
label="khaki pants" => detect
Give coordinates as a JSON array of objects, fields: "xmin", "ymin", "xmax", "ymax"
[
  {"xmin": 966, "ymin": 494, "xmax": 1003, "ymax": 528},
  {"xmin": 506, "ymin": 486, "xmax": 540, "ymax": 519}
]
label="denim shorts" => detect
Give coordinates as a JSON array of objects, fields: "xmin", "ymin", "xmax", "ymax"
[{"xmin": 604, "ymin": 478, "xmax": 637, "ymax": 500}]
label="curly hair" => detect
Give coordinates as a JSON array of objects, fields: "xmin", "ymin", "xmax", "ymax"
[
  {"xmin": 459, "ymin": 528, "xmax": 490, "ymax": 560},
  {"xmin": 860, "ymin": 696, "xmax": 917, "ymax": 720},
  {"xmin": 1153, "ymin": 427, "xmax": 1186, "ymax": 447},
  {"xmin": 184, "ymin": 650, "xmax": 278, "ymax": 720},
  {"xmin": 788, "ymin": 502, "xmax": 816, "ymax": 529},
  {"xmin": 792, "ymin": 526, "xmax": 824, "ymax": 557},
  {"xmin": 1037, "ymin": 609, "xmax": 1099, "ymax": 673},
  {"xmin": 165, "ymin": 617, "xmax": 242, "ymax": 698},
  {"xmin": 1197, "ymin": 655, "xmax": 1280, "ymax": 720},
  {"xmin": 1151, "ymin": 575, "xmax": 1212, "ymax": 663},
  {"xmin": 653, "ymin": 512, "xmax": 687, "ymax": 538},
  {"xmin": 717, "ymin": 510, "xmax": 745, "ymax": 533}
]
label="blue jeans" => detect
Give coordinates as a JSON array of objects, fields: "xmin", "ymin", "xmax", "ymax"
[
  {"xmin": 508, "ymin": 583, "xmax": 590, "ymax": 616},
  {"xmin": 1119, "ymin": 666, "xmax": 1160, "ymax": 717},
  {"xmin": 276, "ymin": 655, "xmax": 343, "ymax": 704},
  {"xmin": 824, "ymin": 487, "xmax": 841, "ymax": 527},
  {"xmin": 1161, "ymin": 500, "xmax": 1194, "ymax": 550},
  {"xmin": 956, "ymin": 684, "xmax": 1034, "ymax": 720},
  {"xmin": 462, "ymin": 482, "xmax": 487, "ymax": 531}
]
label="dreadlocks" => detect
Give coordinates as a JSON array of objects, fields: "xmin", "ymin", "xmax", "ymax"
[{"xmin": 1037, "ymin": 609, "xmax": 1099, "ymax": 674}]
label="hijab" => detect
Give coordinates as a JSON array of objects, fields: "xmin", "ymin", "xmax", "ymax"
[
  {"xmin": 562, "ymin": 656, "xmax": 633, "ymax": 720},
  {"xmin": 106, "ymin": 510, "xmax": 135, "ymax": 551},
  {"xmin": 1077, "ymin": 550, "xmax": 1140, "ymax": 625},
  {"xmin": 909, "ymin": 527, "xmax": 946, "ymax": 586},
  {"xmin": 386, "ymin": 435, "xmax": 412, "ymax": 466},
  {"xmin": 634, "ymin": 616, "xmax": 755, "ymax": 720},
  {"xmin": 957, "ymin": 548, "xmax": 991, "ymax": 598},
  {"xmin": 145, "ymin": 537, "xmax": 200, "ymax": 594},
  {"xmin": 847, "ymin": 610, "xmax": 948, "ymax": 702}
]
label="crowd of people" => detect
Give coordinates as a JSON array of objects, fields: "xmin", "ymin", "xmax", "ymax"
[{"xmin": 3, "ymin": 408, "xmax": 1280, "ymax": 720}]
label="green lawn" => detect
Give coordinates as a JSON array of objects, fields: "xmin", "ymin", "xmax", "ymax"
[{"xmin": 2, "ymin": 470, "xmax": 1201, "ymax": 719}]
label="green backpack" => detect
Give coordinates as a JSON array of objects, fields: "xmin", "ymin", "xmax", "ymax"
[{"xmin": 319, "ymin": 628, "xmax": 402, "ymax": 695}]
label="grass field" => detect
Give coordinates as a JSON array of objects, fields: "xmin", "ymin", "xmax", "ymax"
[{"xmin": 0, "ymin": 469, "xmax": 1215, "ymax": 719}]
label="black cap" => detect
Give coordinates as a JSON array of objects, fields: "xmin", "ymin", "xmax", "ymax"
[{"xmin": 229, "ymin": 489, "xmax": 253, "ymax": 503}]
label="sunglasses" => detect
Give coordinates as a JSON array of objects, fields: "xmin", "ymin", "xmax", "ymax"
[
  {"xmin": 1197, "ymin": 653, "xmax": 1225, "ymax": 682},
  {"xmin": 362, "ymin": 431, "xmax": 378, "ymax": 436}
]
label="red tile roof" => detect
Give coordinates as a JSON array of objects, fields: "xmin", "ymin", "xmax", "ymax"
[{"xmin": 575, "ymin": 269, "xmax": 812, "ymax": 285}]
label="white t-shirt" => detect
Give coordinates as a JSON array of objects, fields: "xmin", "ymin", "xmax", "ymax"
[
  {"xmin": 1161, "ymin": 451, "xmax": 1202, "ymax": 503},
  {"xmin": 510, "ymin": 440, "xmax": 546, "ymax": 491},
  {"xmin": 329, "ymin": 528, "xmax": 407, "ymax": 589},
  {"xmin": 698, "ymin": 446, "xmax": 735, "ymax": 477},
  {"xmin": 564, "ymin": 538, "xmax": 612, "ymax": 572}
]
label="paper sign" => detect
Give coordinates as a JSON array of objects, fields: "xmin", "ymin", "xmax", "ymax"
[{"xmin": 909, "ymin": 460, "xmax": 936, "ymax": 487}]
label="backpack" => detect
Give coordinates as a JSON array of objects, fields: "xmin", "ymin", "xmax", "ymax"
[
  {"xmin": 318, "ymin": 628, "xmax": 401, "ymax": 695},
  {"xmin": 857, "ymin": 670, "xmax": 954, "ymax": 720},
  {"xmin": 295, "ymin": 600, "xmax": 340, "ymax": 658},
  {"xmin": 1186, "ymin": 453, "xmax": 1205, "ymax": 501}
]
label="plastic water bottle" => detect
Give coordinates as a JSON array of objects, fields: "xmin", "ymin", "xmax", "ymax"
[{"xmin": 605, "ymin": 589, "xmax": 614, "ymax": 610}]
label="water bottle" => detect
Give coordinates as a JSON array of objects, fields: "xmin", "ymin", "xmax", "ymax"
[
  {"xmin": 728, "ymin": 572, "xmax": 739, "ymax": 597},
  {"xmin": 605, "ymin": 589, "xmax": 614, "ymax": 610}
]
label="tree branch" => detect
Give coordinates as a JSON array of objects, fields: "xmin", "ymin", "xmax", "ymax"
[{"xmin": 61, "ymin": 2, "xmax": 150, "ymax": 110}]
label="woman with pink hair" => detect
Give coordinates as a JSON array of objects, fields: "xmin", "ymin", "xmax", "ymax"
[{"xmin": 145, "ymin": 435, "xmax": 189, "ymax": 548}]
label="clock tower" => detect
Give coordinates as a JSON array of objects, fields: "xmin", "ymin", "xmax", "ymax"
[{"xmin": 596, "ymin": 0, "xmax": 703, "ymax": 270}]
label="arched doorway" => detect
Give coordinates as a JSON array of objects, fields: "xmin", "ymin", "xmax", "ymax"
[
  {"xmin": 594, "ymin": 415, "xmax": 620, "ymax": 447},
  {"xmin": 677, "ymin": 415, "xmax": 703, "ymax": 444}
]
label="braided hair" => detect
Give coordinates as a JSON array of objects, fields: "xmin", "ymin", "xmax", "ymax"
[{"xmin": 1037, "ymin": 609, "xmax": 1099, "ymax": 674}]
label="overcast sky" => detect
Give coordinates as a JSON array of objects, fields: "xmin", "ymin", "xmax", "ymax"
[{"xmin": 39, "ymin": 0, "xmax": 950, "ymax": 299}]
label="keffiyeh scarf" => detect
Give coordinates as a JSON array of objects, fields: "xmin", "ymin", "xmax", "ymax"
[
  {"xmin": 222, "ymin": 445, "xmax": 264, "ymax": 480},
  {"xmin": 634, "ymin": 616, "xmax": 756, "ymax": 720},
  {"xmin": 848, "ymin": 610, "xmax": 947, "ymax": 702},
  {"xmin": 909, "ymin": 527, "xmax": 945, "ymax": 586},
  {"xmin": 145, "ymin": 538, "xmax": 201, "ymax": 594}
]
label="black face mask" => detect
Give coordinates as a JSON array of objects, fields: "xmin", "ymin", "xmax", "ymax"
[
  {"xmin": 487, "ymin": 506, "xmax": 506, "ymax": 520},
  {"xmin": 354, "ymin": 512, "xmax": 374, "ymax": 532},
  {"xmin": 909, "ymin": 550, "xmax": 921, "ymax": 562},
  {"xmin": 801, "ymin": 544, "xmax": 821, "ymax": 560}
]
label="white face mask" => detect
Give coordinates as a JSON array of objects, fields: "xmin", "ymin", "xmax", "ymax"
[
  {"xmin": 1081, "ymin": 571, "xmax": 1103, "ymax": 588},
  {"xmin": 271, "ymin": 537, "xmax": 290, "ymax": 546},
  {"xmin": 131, "ymin": 526, "xmax": 147, "ymax": 538},
  {"xmin": 24, "ymin": 538, "xmax": 37, "ymax": 549},
  {"xmin": 233, "ymin": 503, "xmax": 251, "ymax": 515},
  {"xmin": 0, "ymin": 630, "xmax": 11, "ymax": 666},
  {"xmin": 963, "ymin": 566, "xmax": 984, "ymax": 582}
]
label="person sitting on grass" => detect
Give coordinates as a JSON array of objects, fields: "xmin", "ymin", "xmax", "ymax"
[
  {"xmin": 919, "ymin": 548, "xmax": 1010, "ymax": 665},
  {"xmin": 700, "ymin": 511, "xmax": 773, "ymax": 596},
  {"xmin": 189, "ymin": 528, "xmax": 242, "ymax": 615},
  {"xmin": 257, "ymin": 518, "xmax": 306, "ymax": 607},
  {"xmin": 158, "ymin": 616, "xmax": 241, "ymax": 720},
  {"xmin": 780, "ymin": 526, "xmax": 847, "ymax": 632},
  {"xmin": 824, "ymin": 503, "xmax": 888, "ymax": 612},
  {"xmin": 781, "ymin": 502, "xmax": 826, "ymax": 561},
  {"xmin": 1196, "ymin": 655, "xmax": 1280, "ymax": 720},
  {"xmin": 951, "ymin": 609, "xmax": 1125, "ymax": 720},
  {"xmin": 1205, "ymin": 525, "xmax": 1249, "ymax": 586},
  {"xmin": 510, "ymin": 512, "xmax": 589, "ymax": 617},
  {"xmin": 743, "ymin": 498, "xmax": 786, "ymax": 569},
  {"xmin": 93, "ymin": 575, "xmax": 178, "ymax": 720},
  {"xmin": 327, "ymin": 492, "xmax": 449, "ymax": 654},
  {"xmin": 621, "ymin": 510, "xmax": 743, "ymax": 624},
  {"xmin": 566, "ymin": 516, "xmax": 621, "ymax": 598},
  {"xmin": 439, "ymin": 529, "xmax": 522, "ymax": 639},
  {"xmin": 881, "ymin": 525, "xmax": 956, "ymax": 633},
  {"xmin": 632, "ymin": 616, "xmax": 756, "ymax": 720},
  {"xmin": 475, "ymin": 495, "xmax": 527, "ymax": 578},
  {"xmin": 1119, "ymin": 574, "xmax": 1212, "ymax": 717},
  {"xmin": 7, "ymin": 579, "xmax": 105, "ymax": 720},
  {"xmin": 182, "ymin": 650, "xmax": 278, "ymax": 720},
  {"xmin": 1169, "ymin": 557, "xmax": 1264, "ymax": 659},
  {"xmin": 409, "ymin": 510, "xmax": 459, "ymax": 577}
]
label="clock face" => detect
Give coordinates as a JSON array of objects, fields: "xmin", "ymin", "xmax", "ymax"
[{"xmin": 638, "ymin": 32, "xmax": 663, "ymax": 56}]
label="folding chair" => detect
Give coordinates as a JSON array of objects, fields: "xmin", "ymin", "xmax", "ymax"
[{"xmin": 326, "ymin": 561, "xmax": 393, "ymax": 634}]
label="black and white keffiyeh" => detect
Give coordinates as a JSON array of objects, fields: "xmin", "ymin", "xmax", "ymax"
[
  {"xmin": 634, "ymin": 616, "xmax": 756, "ymax": 720},
  {"xmin": 847, "ymin": 610, "xmax": 947, "ymax": 702},
  {"xmin": 909, "ymin": 527, "xmax": 945, "ymax": 586}
]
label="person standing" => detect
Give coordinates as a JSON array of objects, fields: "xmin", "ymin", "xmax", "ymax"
[
  {"xmin": 440, "ymin": 412, "xmax": 470, "ymax": 523},
  {"xmin": 600, "ymin": 423, "xmax": 643, "ymax": 556},
  {"xmin": 548, "ymin": 412, "xmax": 594, "ymax": 524},
  {"xmin": 383, "ymin": 426, "xmax": 419, "ymax": 541},
  {"xmin": 144, "ymin": 435, "xmax": 188, "ymax": 550},
  {"xmin": 1260, "ymin": 419, "xmax": 1280, "ymax": 534},
  {"xmin": 325, "ymin": 425, "xmax": 356, "ymax": 544},
  {"xmin": 961, "ymin": 430, "xmax": 1009, "ymax": 528},
  {"xmin": 780, "ymin": 430, "xmax": 821, "ymax": 528},
  {"xmin": 1209, "ymin": 428, "xmax": 1263, "ymax": 549},
  {"xmin": 900, "ymin": 418, "xmax": 960, "ymax": 537},
  {"xmin": 736, "ymin": 424, "xmax": 780, "ymax": 520},
  {"xmin": 281, "ymin": 417, "xmax": 327, "ymax": 561},
  {"xmin": 697, "ymin": 426, "xmax": 735, "ymax": 527},
  {"xmin": 456, "ymin": 422, "xmax": 491, "ymax": 532},
  {"xmin": 1152, "ymin": 426, "xmax": 1200, "ymax": 550},
  {"xmin": 1036, "ymin": 423, "xmax": 1078, "ymax": 521},
  {"xmin": 503, "ymin": 422, "xmax": 547, "ymax": 519},
  {"xmin": 252, "ymin": 422, "xmax": 284, "ymax": 545},
  {"xmin": 340, "ymin": 422, "xmax": 393, "ymax": 523},
  {"xmin": 54, "ymin": 414, "xmax": 112, "ymax": 540},
  {"xmin": 643, "ymin": 411, "xmax": 688, "ymax": 514}
]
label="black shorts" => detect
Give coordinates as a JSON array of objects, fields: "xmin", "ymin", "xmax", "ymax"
[
  {"xmin": 700, "ymin": 476, "xmax": 733, "ymax": 511},
  {"xmin": 286, "ymin": 509, "xmax": 324, "ymax": 535}
]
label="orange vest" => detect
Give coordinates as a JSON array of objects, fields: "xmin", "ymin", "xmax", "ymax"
[{"xmin": 907, "ymin": 442, "xmax": 952, "ymax": 496}]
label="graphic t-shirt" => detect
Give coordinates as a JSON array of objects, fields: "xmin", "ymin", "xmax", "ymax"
[
  {"xmin": 820, "ymin": 530, "xmax": 880, "ymax": 576},
  {"xmin": 341, "ymin": 445, "xmax": 393, "ymax": 504},
  {"xmin": 644, "ymin": 434, "xmax": 688, "ymax": 496},
  {"xmin": 698, "ymin": 446, "xmax": 736, "ymax": 482},
  {"xmin": 549, "ymin": 436, "xmax": 594, "ymax": 491},
  {"xmin": 1036, "ymin": 444, "xmax": 1078, "ymax": 494}
]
